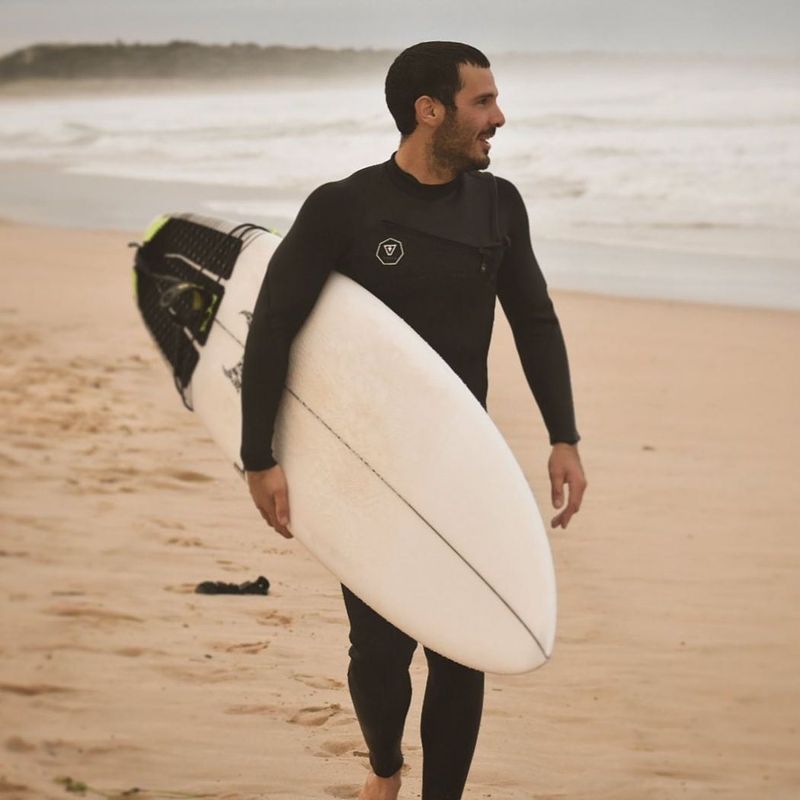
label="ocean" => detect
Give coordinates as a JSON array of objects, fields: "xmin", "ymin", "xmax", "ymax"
[{"xmin": 1, "ymin": 53, "xmax": 798, "ymax": 309}]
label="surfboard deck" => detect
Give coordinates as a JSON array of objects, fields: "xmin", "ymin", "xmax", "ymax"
[{"xmin": 132, "ymin": 212, "xmax": 557, "ymax": 674}]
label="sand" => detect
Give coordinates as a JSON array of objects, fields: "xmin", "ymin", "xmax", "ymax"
[{"xmin": 1, "ymin": 218, "xmax": 798, "ymax": 799}]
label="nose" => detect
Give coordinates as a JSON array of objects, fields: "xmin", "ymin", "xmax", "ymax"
[{"xmin": 492, "ymin": 102, "xmax": 506, "ymax": 129}]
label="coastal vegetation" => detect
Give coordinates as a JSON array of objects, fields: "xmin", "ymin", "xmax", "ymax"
[{"xmin": 0, "ymin": 41, "xmax": 394, "ymax": 82}]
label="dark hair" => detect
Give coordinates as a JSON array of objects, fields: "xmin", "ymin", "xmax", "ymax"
[{"xmin": 385, "ymin": 41, "xmax": 491, "ymax": 136}]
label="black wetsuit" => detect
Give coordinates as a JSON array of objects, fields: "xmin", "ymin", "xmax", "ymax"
[{"xmin": 240, "ymin": 154, "xmax": 580, "ymax": 798}]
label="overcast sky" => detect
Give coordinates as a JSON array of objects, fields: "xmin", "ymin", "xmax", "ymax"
[{"xmin": 1, "ymin": 0, "xmax": 798, "ymax": 58}]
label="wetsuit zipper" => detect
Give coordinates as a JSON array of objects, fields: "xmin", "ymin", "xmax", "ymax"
[{"xmin": 380, "ymin": 219, "xmax": 495, "ymax": 273}]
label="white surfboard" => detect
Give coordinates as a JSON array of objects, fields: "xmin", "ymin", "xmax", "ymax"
[{"xmin": 133, "ymin": 212, "xmax": 557, "ymax": 674}]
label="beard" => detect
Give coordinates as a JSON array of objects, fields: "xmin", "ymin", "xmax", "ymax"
[{"xmin": 431, "ymin": 111, "xmax": 493, "ymax": 174}]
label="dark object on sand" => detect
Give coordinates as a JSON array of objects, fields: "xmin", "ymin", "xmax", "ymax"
[{"xmin": 195, "ymin": 575, "xmax": 270, "ymax": 595}]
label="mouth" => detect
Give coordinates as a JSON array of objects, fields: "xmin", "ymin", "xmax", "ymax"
[{"xmin": 478, "ymin": 130, "xmax": 494, "ymax": 151}]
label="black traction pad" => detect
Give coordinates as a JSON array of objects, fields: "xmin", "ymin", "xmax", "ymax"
[
  {"xmin": 142, "ymin": 216, "xmax": 242, "ymax": 280},
  {"xmin": 134, "ymin": 217, "xmax": 235, "ymax": 393}
]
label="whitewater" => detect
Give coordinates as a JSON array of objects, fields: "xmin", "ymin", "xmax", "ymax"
[{"xmin": 0, "ymin": 53, "xmax": 798, "ymax": 308}]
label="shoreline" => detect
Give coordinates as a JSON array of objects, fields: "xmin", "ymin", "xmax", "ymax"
[
  {"xmin": 0, "ymin": 73, "xmax": 383, "ymax": 99},
  {"xmin": 1, "ymin": 210, "xmax": 798, "ymax": 314}
]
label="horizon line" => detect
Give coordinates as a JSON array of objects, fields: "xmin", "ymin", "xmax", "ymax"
[{"xmin": 1, "ymin": 39, "xmax": 798, "ymax": 63}]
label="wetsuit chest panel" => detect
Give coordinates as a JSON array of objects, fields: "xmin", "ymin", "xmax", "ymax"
[
  {"xmin": 342, "ymin": 217, "xmax": 503, "ymax": 379},
  {"xmin": 326, "ymin": 165, "xmax": 507, "ymax": 402}
]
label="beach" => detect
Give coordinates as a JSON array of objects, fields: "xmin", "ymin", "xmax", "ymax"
[{"xmin": 1, "ymin": 217, "xmax": 798, "ymax": 799}]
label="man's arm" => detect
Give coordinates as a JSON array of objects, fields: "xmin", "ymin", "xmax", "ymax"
[
  {"xmin": 495, "ymin": 178, "xmax": 586, "ymax": 528},
  {"xmin": 240, "ymin": 182, "xmax": 349, "ymax": 533}
]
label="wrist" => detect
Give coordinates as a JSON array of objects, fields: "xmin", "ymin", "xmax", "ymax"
[{"xmin": 241, "ymin": 454, "xmax": 278, "ymax": 472}]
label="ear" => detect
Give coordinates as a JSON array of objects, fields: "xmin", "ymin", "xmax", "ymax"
[{"xmin": 414, "ymin": 95, "xmax": 444, "ymax": 130}]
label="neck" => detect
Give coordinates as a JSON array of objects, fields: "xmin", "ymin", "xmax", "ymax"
[{"xmin": 394, "ymin": 137, "xmax": 457, "ymax": 185}]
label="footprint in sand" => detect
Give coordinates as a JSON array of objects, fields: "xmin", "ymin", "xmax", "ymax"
[
  {"xmin": 165, "ymin": 536, "xmax": 206, "ymax": 548},
  {"xmin": 312, "ymin": 613, "xmax": 349, "ymax": 626},
  {"xmin": 0, "ymin": 683, "xmax": 73, "ymax": 697},
  {"xmin": 261, "ymin": 546, "xmax": 293, "ymax": 556},
  {"xmin": 113, "ymin": 646, "xmax": 167, "ymax": 658},
  {"xmin": 216, "ymin": 640, "xmax": 271, "ymax": 655},
  {"xmin": 157, "ymin": 664, "xmax": 240, "ymax": 684},
  {"xmin": 484, "ymin": 706, "xmax": 518, "ymax": 719},
  {"xmin": 8, "ymin": 438, "xmax": 46, "ymax": 451},
  {"xmin": 5, "ymin": 736, "xmax": 36, "ymax": 753},
  {"xmin": 288, "ymin": 704, "xmax": 343, "ymax": 727},
  {"xmin": 0, "ymin": 777, "xmax": 29, "ymax": 795},
  {"xmin": 84, "ymin": 465, "xmax": 143, "ymax": 488},
  {"xmin": 323, "ymin": 785, "xmax": 360, "ymax": 799},
  {"xmin": 163, "ymin": 469, "xmax": 214, "ymax": 483},
  {"xmin": 43, "ymin": 738, "xmax": 139, "ymax": 757},
  {"xmin": 0, "ymin": 450, "xmax": 21, "ymax": 467},
  {"xmin": 254, "ymin": 610, "xmax": 292, "ymax": 628},
  {"xmin": 163, "ymin": 582, "xmax": 198, "ymax": 594},
  {"xmin": 4, "ymin": 514, "xmax": 52, "ymax": 532},
  {"xmin": 45, "ymin": 604, "xmax": 143, "ymax": 624},
  {"xmin": 293, "ymin": 673, "xmax": 345, "ymax": 691},
  {"xmin": 214, "ymin": 559, "xmax": 248, "ymax": 573},
  {"xmin": 315, "ymin": 737, "xmax": 364, "ymax": 757},
  {"xmin": 153, "ymin": 519, "xmax": 186, "ymax": 531},
  {"xmin": 224, "ymin": 703, "xmax": 283, "ymax": 716},
  {"xmin": 0, "ymin": 327, "xmax": 37, "ymax": 348}
]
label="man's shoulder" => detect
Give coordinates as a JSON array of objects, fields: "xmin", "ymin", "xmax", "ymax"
[
  {"xmin": 464, "ymin": 170, "xmax": 525, "ymax": 206},
  {"xmin": 489, "ymin": 173, "xmax": 525, "ymax": 204},
  {"xmin": 305, "ymin": 162, "xmax": 386, "ymax": 205},
  {"xmin": 292, "ymin": 162, "xmax": 387, "ymax": 235}
]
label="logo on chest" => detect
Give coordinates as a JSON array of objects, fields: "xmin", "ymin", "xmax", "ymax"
[{"xmin": 376, "ymin": 237, "xmax": 404, "ymax": 266}]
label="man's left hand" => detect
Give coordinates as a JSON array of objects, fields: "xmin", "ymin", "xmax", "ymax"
[{"xmin": 548, "ymin": 443, "xmax": 587, "ymax": 529}]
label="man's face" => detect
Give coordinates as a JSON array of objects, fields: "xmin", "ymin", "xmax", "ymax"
[{"xmin": 431, "ymin": 64, "xmax": 506, "ymax": 173}]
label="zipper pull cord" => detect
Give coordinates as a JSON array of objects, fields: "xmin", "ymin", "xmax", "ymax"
[{"xmin": 478, "ymin": 246, "xmax": 490, "ymax": 274}]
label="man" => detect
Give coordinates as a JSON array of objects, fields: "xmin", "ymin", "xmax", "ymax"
[{"xmin": 241, "ymin": 41, "xmax": 586, "ymax": 800}]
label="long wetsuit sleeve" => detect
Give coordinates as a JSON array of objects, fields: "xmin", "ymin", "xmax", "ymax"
[
  {"xmin": 496, "ymin": 179, "xmax": 580, "ymax": 445},
  {"xmin": 240, "ymin": 183, "xmax": 348, "ymax": 471}
]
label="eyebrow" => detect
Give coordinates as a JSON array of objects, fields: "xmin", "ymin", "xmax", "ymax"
[{"xmin": 474, "ymin": 91, "xmax": 498, "ymax": 102}]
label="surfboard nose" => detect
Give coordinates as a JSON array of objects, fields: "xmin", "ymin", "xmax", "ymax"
[
  {"xmin": 504, "ymin": 601, "xmax": 557, "ymax": 674},
  {"xmin": 540, "ymin": 615, "xmax": 557, "ymax": 662}
]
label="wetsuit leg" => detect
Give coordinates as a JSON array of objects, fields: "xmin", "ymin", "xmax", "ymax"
[
  {"xmin": 341, "ymin": 585, "xmax": 485, "ymax": 795},
  {"xmin": 341, "ymin": 584, "xmax": 417, "ymax": 777},
  {"xmin": 420, "ymin": 647, "xmax": 485, "ymax": 800}
]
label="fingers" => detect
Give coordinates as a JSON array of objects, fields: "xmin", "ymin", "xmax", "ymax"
[
  {"xmin": 549, "ymin": 458, "xmax": 566, "ymax": 516},
  {"xmin": 272, "ymin": 485, "xmax": 292, "ymax": 538},
  {"xmin": 257, "ymin": 500, "xmax": 292, "ymax": 538},
  {"xmin": 248, "ymin": 471, "xmax": 292, "ymax": 539},
  {"xmin": 548, "ymin": 442, "xmax": 589, "ymax": 531},
  {"xmin": 549, "ymin": 471, "xmax": 588, "ymax": 530},
  {"xmin": 274, "ymin": 487, "xmax": 290, "ymax": 528},
  {"xmin": 550, "ymin": 471, "xmax": 565, "ymax": 510},
  {"xmin": 570, "ymin": 473, "xmax": 587, "ymax": 511},
  {"xmin": 271, "ymin": 512, "xmax": 293, "ymax": 538},
  {"xmin": 273, "ymin": 523, "xmax": 293, "ymax": 539},
  {"xmin": 550, "ymin": 502, "xmax": 578, "ymax": 529},
  {"xmin": 550, "ymin": 499, "xmax": 579, "ymax": 528}
]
